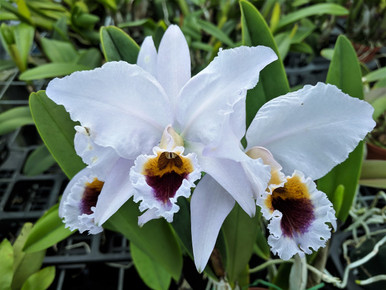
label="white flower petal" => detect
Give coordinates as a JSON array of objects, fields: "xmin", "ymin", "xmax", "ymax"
[
  {"xmin": 138, "ymin": 208, "xmax": 161, "ymax": 226},
  {"xmin": 59, "ymin": 167, "xmax": 103, "ymax": 234},
  {"xmin": 137, "ymin": 36, "xmax": 157, "ymax": 76},
  {"xmin": 157, "ymin": 25, "xmax": 191, "ymax": 106},
  {"xmin": 191, "ymin": 175, "xmax": 235, "ymax": 273},
  {"xmin": 199, "ymin": 156, "xmax": 267, "ymax": 216},
  {"xmin": 94, "ymin": 158, "xmax": 135, "ymax": 225},
  {"xmin": 74, "ymin": 126, "xmax": 120, "ymax": 178},
  {"xmin": 264, "ymin": 171, "xmax": 336, "ymax": 260},
  {"xmin": 46, "ymin": 61, "xmax": 172, "ymax": 159},
  {"xmin": 130, "ymin": 146, "xmax": 201, "ymax": 224},
  {"xmin": 246, "ymin": 83, "xmax": 375, "ymax": 179},
  {"xmin": 178, "ymin": 46, "xmax": 277, "ymax": 145}
]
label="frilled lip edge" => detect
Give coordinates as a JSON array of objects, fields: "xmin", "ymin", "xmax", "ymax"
[
  {"xmin": 258, "ymin": 170, "xmax": 337, "ymax": 260},
  {"xmin": 60, "ymin": 169, "xmax": 104, "ymax": 235},
  {"xmin": 130, "ymin": 146, "xmax": 201, "ymax": 223}
]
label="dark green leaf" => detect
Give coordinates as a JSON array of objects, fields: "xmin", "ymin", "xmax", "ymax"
[
  {"xmin": 196, "ymin": 19, "xmax": 235, "ymax": 47},
  {"xmin": 23, "ymin": 144, "xmax": 56, "ymax": 176},
  {"xmin": 29, "ymin": 91, "xmax": 85, "ymax": 178},
  {"xmin": 240, "ymin": 0, "xmax": 290, "ymax": 128},
  {"xmin": 0, "ymin": 106, "xmax": 34, "ymax": 135},
  {"xmin": 23, "ymin": 204, "xmax": 75, "ymax": 253},
  {"xmin": 276, "ymin": 4, "xmax": 348, "ymax": 32},
  {"xmin": 19, "ymin": 63, "xmax": 91, "ymax": 81},
  {"xmin": 21, "ymin": 266, "xmax": 55, "ymax": 290},
  {"xmin": 317, "ymin": 35, "xmax": 365, "ymax": 222},
  {"xmin": 104, "ymin": 199, "xmax": 183, "ymax": 281},
  {"xmin": 76, "ymin": 48, "xmax": 102, "ymax": 68},
  {"xmin": 100, "ymin": 26, "xmax": 140, "ymax": 63},
  {"xmin": 222, "ymin": 204, "xmax": 259, "ymax": 285},
  {"xmin": 131, "ymin": 243, "xmax": 171, "ymax": 290}
]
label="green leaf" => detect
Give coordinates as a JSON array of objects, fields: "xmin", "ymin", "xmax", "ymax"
[
  {"xmin": 29, "ymin": 91, "xmax": 85, "ymax": 179},
  {"xmin": 19, "ymin": 63, "xmax": 91, "ymax": 81},
  {"xmin": 23, "ymin": 144, "xmax": 56, "ymax": 176},
  {"xmin": 131, "ymin": 243, "xmax": 171, "ymax": 290},
  {"xmin": 317, "ymin": 35, "xmax": 365, "ymax": 222},
  {"xmin": 274, "ymin": 25, "xmax": 298, "ymax": 60},
  {"xmin": 21, "ymin": 266, "xmax": 55, "ymax": 290},
  {"xmin": 0, "ymin": 239, "xmax": 14, "ymax": 290},
  {"xmin": 363, "ymin": 67, "xmax": 386, "ymax": 83},
  {"xmin": 40, "ymin": 38, "xmax": 78, "ymax": 63},
  {"xmin": 359, "ymin": 160, "xmax": 386, "ymax": 188},
  {"xmin": 100, "ymin": 26, "xmax": 140, "ymax": 63},
  {"xmin": 11, "ymin": 223, "xmax": 45, "ymax": 290},
  {"xmin": 196, "ymin": 19, "xmax": 235, "ymax": 47},
  {"xmin": 240, "ymin": 0, "xmax": 290, "ymax": 127},
  {"xmin": 14, "ymin": 23, "xmax": 34, "ymax": 72},
  {"xmin": 0, "ymin": 106, "xmax": 34, "ymax": 135},
  {"xmin": 23, "ymin": 204, "xmax": 75, "ymax": 253},
  {"xmin": 0, "ymin": 59, "xmax": 16, "ymax": 71},
  {"xmin": 275, "ymin": 4, "xmax": 348, "ymax": 32},
  {"xmin": 76, "ymin": 48, "xmax": 102, "ymax": 68},
  {"xmin": 222, "ymin": 204, "xmax": 260, "ymax": 285},
  {"xmin": 331, "ymin": 185, "xmax": 344, "ymax": 219},
  {"xmin": 104, "ymin": 199, "xmax": 183, "ymax": 281}
]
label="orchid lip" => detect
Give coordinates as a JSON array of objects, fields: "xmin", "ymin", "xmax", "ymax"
[
  {"xmin": 80, "ymin": 178, "xmax": 104, "ymax": 215},
  {"xmin": 265, "ymin": 174, "xmax": 315, "ymax": 237},
  {"xmin": 142, "ymin": 150, "xmax": 194, "ymax": 204}
]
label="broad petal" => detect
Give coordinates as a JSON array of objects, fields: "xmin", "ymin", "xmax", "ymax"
[
  {"xmin": 178, "ymin": 46, "xmax": 277, "ymax": 145},
  {"xmin": 46, "ymin": 61, "xmax": 172, "ymax": 159},
  {"xmin": 246, "ymin": 83, "xmax": 375, "ymax": 179},
  {"xmin": 199, "ymin": 155, "xmax": 268, "ymax": 216},
  {"xmin": 137, "ymin": 36, "xmax": 157, "ymax": 76},
  {"xmin": 74, "ymin": 126, "xmax": 120, "ymax": 178},
  {"xmin": 191, "ymin": 175, "xmax": 235, "ymax": 272},
  {"xmin": 157, "ymin": 25, "xmax": 191, "ymax": 106},
  {"xmin": 94, "ymin": 158, "xmax": 135, "ymax": 225}
]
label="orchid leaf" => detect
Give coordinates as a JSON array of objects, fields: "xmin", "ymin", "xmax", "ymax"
[
  {"xmin": 0, "ymin": 106, "xmax": 34, "ymax": 135},
  {"xmin": 196, "ymin": 19, "xmax": 235, "ymax": 47},
  {"xmin": 23, "ymin": 204, "xmax": 75, "ymax": 253},
  {"xmin": 100, "ymin": 26, "xmax": 140, "ymax": 63},
  {"xmin": 317, "ymin": 35, "xmax": 364, "ymax": 222},
  {"xmin": 0, "ymin": 239, "xmax": 13, "ymax": 290},
  {"xmin": 363, "ymin": 67, "xmax": 386, "ymax": 83},
  {"xmin": 275, "ymin": 4, "xmax": 348, "ymax": 32},
  {"xmin": 29, "ymin": 91, "xmax": 85, "ymax": 179},
  {"xmin": 240, "ymin": 0, "xmax": 289, "ymax": 127},
  {"xmin": 19, "ymin": 63, "xmax": 91, "ymax": 81},
  {"xmin": 23, "ymin": 144, "xmax": 56, "ymax": 176},
  {"xmin": 222, "ymin": 204, "xmax": 260, "ymax": 286},
  {"xmin": 104, "ymin": 199, "xmax": 183, "ymax": 281},
  {"xmin": 359, "ymin": 160, "xmax": 386, "ymax": 188},
  {"xmin": 11, "ymin": 223, "xmax": 45, "ymax": 290},
  {"xmin": 131, "ymin": 243, "xmax": 171, "ymax": 290},
  {"xmin": 40, "ymin": 38, "xmax": 78, "ymax": 63},
  {"xmin": 21, "ymin": 266, "xmax": 55, "ymax": 290}
]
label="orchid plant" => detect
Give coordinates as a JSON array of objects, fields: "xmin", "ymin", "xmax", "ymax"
[{"xmin": 24, "ymin": 2, "xmax": 377, "ymax": 289}]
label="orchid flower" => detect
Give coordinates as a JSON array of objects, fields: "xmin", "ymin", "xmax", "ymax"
[
  {"xmin": 191, "ymin": 82, "xmax": 375, "ymax": 270},
  {"xmin": 47, "ymin": 25, "xmax": 277, "ymax": 235},
  {"xmin": 245, "ymin": 83, "xmax": 375, "ymax": 260}
]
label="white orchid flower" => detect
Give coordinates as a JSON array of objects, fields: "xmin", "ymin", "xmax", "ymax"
[
  {"xmin": 191, "ymin": 82, "xmax": 375, "ymax": 270},
  {"xmin": 245, "ymin": 83, "xmax": 375, "ymax": 260},
  {"xmin": 47, "ymin": 25, "xmax": 277, "ymax": 234}
]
